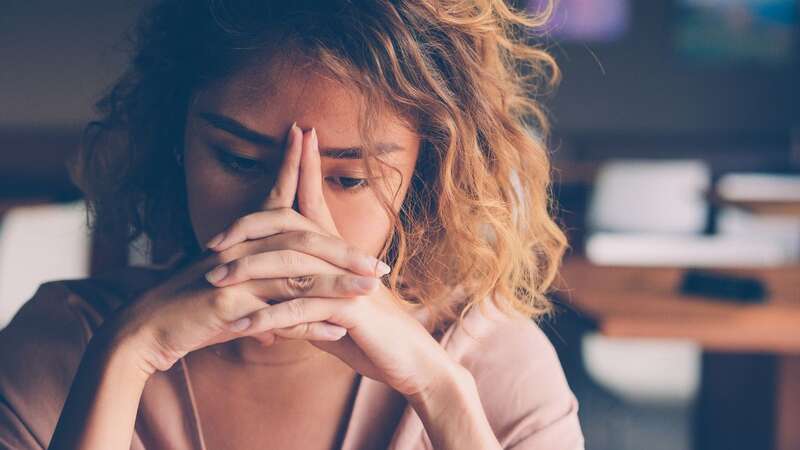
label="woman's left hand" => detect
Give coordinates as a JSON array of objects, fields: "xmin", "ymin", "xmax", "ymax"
[{"xmin": 205, "ymin": 127, "xmax": 465, "ymax": 399}]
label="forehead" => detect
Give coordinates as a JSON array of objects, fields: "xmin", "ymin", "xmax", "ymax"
[{"xmin": 189, "ymin": 52, "xmax": 417, "ymax": 146}]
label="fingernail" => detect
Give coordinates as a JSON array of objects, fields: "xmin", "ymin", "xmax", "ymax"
[
  {"xmin": 205, "ymin": 264, "xmax": 229, "ymax": 284},
  {"xmin": 352, "ymin": 276, "xmax": 378, "ymax": 292},
  {"xmin": 310, "ymin": 127, "xmax": 318, "ymax": 147},
  {"xmin": 361, "ymin": 256, "xmax": 392, "ymax": 277},
  {"xmin": 288, "ymin": 121, "xmax": 298, "ymax": 144},
  {"xmin": 321, "ymin": 324, "xmax": 347, "ymax": 339},
  {"xmin": 377, "ymin": 261, "xmax": 391, "ymax": 276},
  {"xmin": 229, "ymin": 317, "xmax": 251, "ymax": 332},
  {"xmin": 205, "ymin": 232, "xmax": 225, "ymax": 249}
]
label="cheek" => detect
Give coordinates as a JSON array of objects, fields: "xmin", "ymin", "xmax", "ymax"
[
  {"xmin": 326, "ymin": 167, "xmax": 411, "ymax": 258},
  {"xmin": 327, "ymin": 191, "xmax": 392, "ymax": 257},
  {"xmin": 183, "ymin": 147, "xmax": 259, "ymax": 246}
]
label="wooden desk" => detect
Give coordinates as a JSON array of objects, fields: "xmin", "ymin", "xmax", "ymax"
[{"xmin": 557, "ymin": 257, "xmax": 800, "ymax": 450}]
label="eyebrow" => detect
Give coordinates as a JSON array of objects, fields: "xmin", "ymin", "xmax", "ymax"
[{"xmin": 196, "ymin": 111, "xmax": 404, "ymax": 159}]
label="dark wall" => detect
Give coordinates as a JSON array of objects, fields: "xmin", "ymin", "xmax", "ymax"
[{"xmin": 536, "ymin": 0, "xmax": 799, "ymax": 137}]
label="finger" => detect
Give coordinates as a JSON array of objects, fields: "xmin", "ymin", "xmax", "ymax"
[
  {"xmin": 270, "ymin": 321, "xmax": 347, "ymax": 341},
  {"xmin": 241, "ymin": 273, "xmax": 379, "ymax": 300},
  {"xmin": 297, "ymin": 128, "xmax": 340, "ymax": 236},
  {"xmin": 262, "ymin": 121, "xmax": 302, "ymax": 210},
  {"xmin": 205, "ymin": 207, "xmax": 330, "ymax": 252},
  {"xmin": 238, "ymin": 230, "xmax": 390, "ymax": 277},
  {"xmin": 241, "ymin": 297, "xmax": 356, "ymax": 333},
  {"xmin": 205, "ymin": 285, "xmax": 274, "ymax": 324},
  {"xmin": 249, "ymin": 331, "xmax": 277, "ymax": 347},
  {"xmin": 203, "ymin": 322, "xmax": 276, "ymax": 347},
  {"xmin": 312, "ymin": 338, "xmax": 385, "ymax": 381},
  {"xmin": 204, "ymin": 249, "xmax": 350, "ymax": 287}
]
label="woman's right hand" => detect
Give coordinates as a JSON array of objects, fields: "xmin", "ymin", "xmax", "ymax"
[{"xmin": 100, "ymin": 123, "xmax": 384, "ymax": 378}]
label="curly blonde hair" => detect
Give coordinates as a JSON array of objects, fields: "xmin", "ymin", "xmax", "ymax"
[{"xmin": 68, "ymin": 0, "xmax": 567, "ymax": 331}]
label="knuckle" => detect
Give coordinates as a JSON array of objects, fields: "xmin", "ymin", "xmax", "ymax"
[
  {"xmin": 232, "ymin": 215, "xmax": 250, "ymax": 232},
  {"xmin": 286, "ymin": 275, "xmax": 315, "ymax": 296},
  {"xmin": 208, "ymin": 289, "xmax": 238, "ymax": 318},
  {"xmin": 251, "ymin": 305, "xmax": 275, "ymax": 328},
  {"xmin": 277, "ymin": 249, "xmax": 302, "ymax": 267},
  {"xmin": 294, "ymin": 230, "xmax": 315, "ymax": 249},
  {"xmin": 230, "ymin": 255, "xmax": 251, "ymax": 278},
  {"xmin": 286, "ymin": 298, "xmax": 306, "ymax": 323},
  {"xmin": 335, "ymin": 275, "xmax": 352, "ymax": 294},
  {"xmin": 344, "ymin": 245, "xmax": 362, "ymax": 264}
]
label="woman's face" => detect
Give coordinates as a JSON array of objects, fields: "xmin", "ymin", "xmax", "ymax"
[{"xmin": 181, "ymin": 55, "xmax": 421, "ymax": 258}]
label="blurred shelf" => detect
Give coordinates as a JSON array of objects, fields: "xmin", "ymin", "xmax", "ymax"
[
  {"xmin": 557, "ymin": 256, "xmax": 800, "ymax": 450},
  {"xmin": 557, "ymin": 256, "xmax": 800, "ymax": 354},
  {"xmin": 716, "ymin": 199, "xmax": 800, "ymax": 217}
]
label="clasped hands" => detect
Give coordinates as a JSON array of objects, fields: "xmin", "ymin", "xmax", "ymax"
[{"xmin": 200, "ymin": 123, "xmax": 463, "ymax": 399}]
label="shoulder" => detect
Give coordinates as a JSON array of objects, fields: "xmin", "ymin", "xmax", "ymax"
[
  {"xmin": 0, "ymin": 264, "xmax": 172, "ymax": 362},
  {"xmin": 439, "ymin": 296, "xmax": 585, "ymax": 449},
  {"xmin": 440, "ymin": 295, "xmax": 569, "ymax": 384},
  {"xmin": 0, "ymin": 280, "xmax": 91, "ymax": 375},
  {"xmin": 2, "ymin": 264, "xmax": 170, "ymax": 340},
  {"xmin": 0, "ymin": 265, "xmax": 169, "ymax": 448},
  {"xmin": 0, "ymin": 279, "xmax": 89, "ymax": 448}
]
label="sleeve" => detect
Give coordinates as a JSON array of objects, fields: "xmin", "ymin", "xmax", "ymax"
[
  {"xmin": 0, "ymin": 281, "xmax": 92, "ymax": 449},
  {"xmin": 461, "ymin": 315, "xmax": 585, "ymax": 450}
]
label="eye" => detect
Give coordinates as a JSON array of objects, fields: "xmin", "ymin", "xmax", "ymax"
[
  {"xmin": 214, "ymin": 147, "xmax": 265, "ymax": 175},
  {"xmin": 326, "ymin": 176, "xmax": 369, "ymax": 191}
]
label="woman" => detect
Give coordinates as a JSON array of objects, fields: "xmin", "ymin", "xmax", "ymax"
[{"xmin": 0, "ymin": 1, "xmax": 583, "ymax": 449}]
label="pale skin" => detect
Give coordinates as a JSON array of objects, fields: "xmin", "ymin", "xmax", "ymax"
[{"xmin": 48, "ymin": 55, "xmax": 502, "ymax": 449}]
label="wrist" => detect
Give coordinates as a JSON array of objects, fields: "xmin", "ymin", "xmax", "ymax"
[
  {"xmin": 407, "ymin": 361, "xmax": 501, "ymax": 449},
  {"xmin": 407, "ymin": 359, "xmax": 475, "ymax": 413},
  {"xmin": 91, "ymin": 313, "xmax": 160, "ymax": 383},
  {"xmin": 80, "ymin": 336, "xmax": 151, "ymax": 405},
  {"xmin": 49, "ymin": 315, "xmax": 152, "ymax": 449}
]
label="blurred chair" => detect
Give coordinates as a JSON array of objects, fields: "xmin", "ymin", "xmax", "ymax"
[
  {"xmin": 716, "ymin": 172, "xmax": 800, "ymax": 264},
  {"xmin": 581, "ymin": 159, "xmax": 710, "ymax": 405},
  {"xmin": 0, "ymin": 199, "xmax": 147, "ymax": 328},
  {"xmin": 588, "ymin": 159, "xmax": 710, "ymax": 234},
  {"xmin": 586, "ymin": 161, "xmax": 793, "ymax": 267},
  {"xmin": 0, "ymin": 200, "xmax": 91, "ymax": 328}
]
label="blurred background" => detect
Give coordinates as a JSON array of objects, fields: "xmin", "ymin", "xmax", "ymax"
[{"xmin": 1, "ymin": 1, "xmax": 798, "ymax": 450}]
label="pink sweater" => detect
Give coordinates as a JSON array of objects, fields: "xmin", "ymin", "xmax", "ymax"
[{"xmin": 0, "ymin": 264, "xmax": 584, "ymax": 449}]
